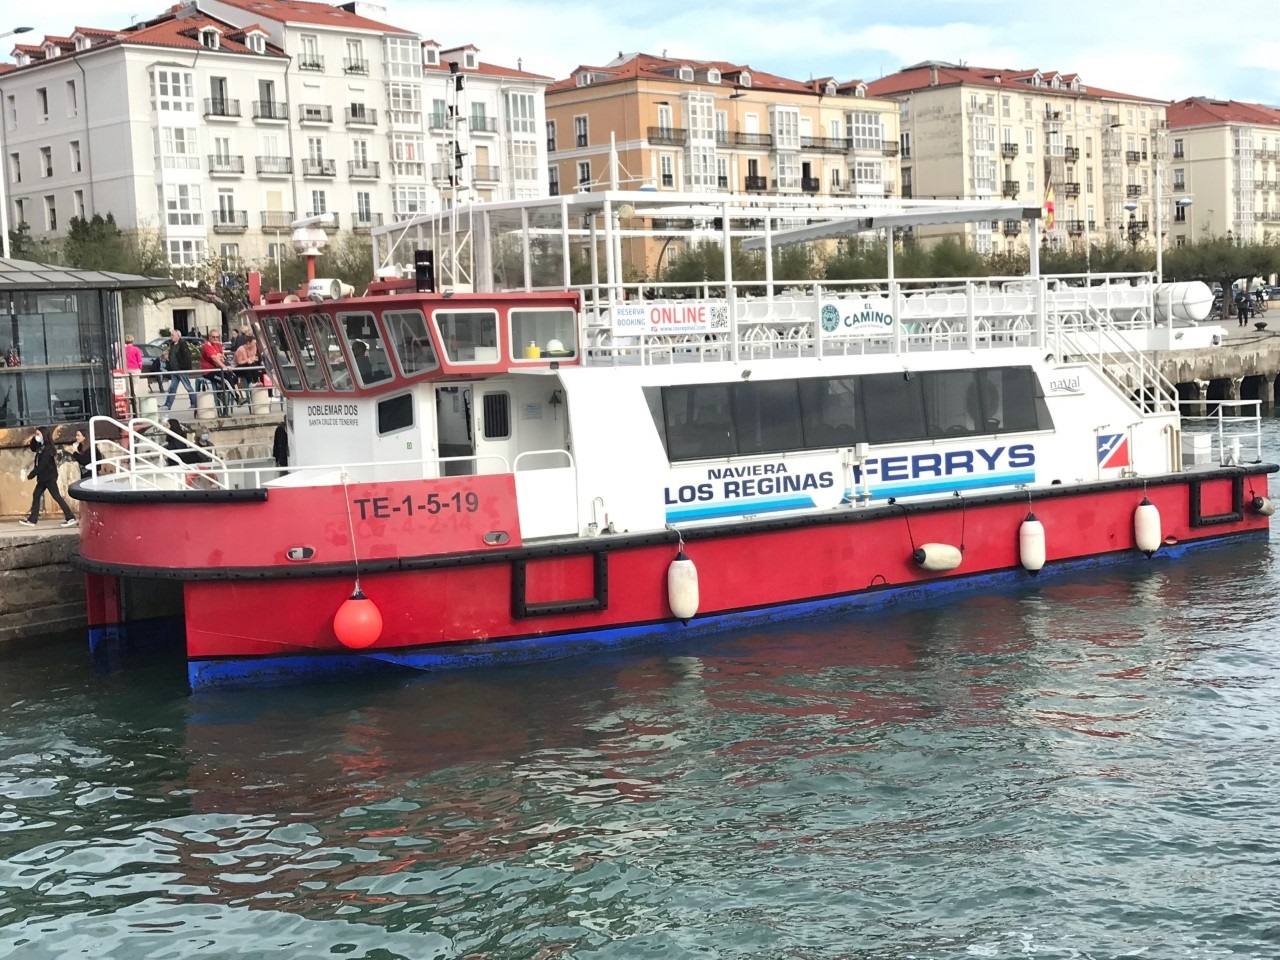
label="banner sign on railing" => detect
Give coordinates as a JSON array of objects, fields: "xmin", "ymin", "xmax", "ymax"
[
  {"xmin": 819, "ymin": 298, "xmax": 894, "ymax": 338},
  {"xmin": 612, "ymin": 300, "xmax": 732, "ymax": 337}
]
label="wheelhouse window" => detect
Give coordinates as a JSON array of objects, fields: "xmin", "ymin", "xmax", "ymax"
[
  {"xmin": 384, "ymin": 309, "xmax": 438, "ymax": 376},
  {"xmin": 307, "ymin": 313, "xmax": 353, "ymax": 391},
  {"xmin": 510, "ymin": 308, "xmax": 576, "ymax": 361},
  {"xmin": 434, "ymin": 310, "xmax": 498, "ymax": 364},
  {"xmin": 284, "ymin": 314, "xmax": 330, "ymax": 390},
  {"xmin": 260, "ymin": 316, "xmax": 303, "ymax": 391},
  {"xmin": 377, "ymin": 393, "xmax": 414, "ymax": 435},
  {"xmin": 337, "ymin": 312, "xmax": 393, "ymax": 386}
]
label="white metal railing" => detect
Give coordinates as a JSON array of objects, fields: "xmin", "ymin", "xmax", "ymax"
[
  {"xmin": 1058, "ymin": 302, "xmax": 1179, "ymax": 415},
  {"xmin": 88, "ymin": 415, "xmax": 232, "ymax": 491},
  {"xmin": 1179, "ymin": 399, "xmax": 1264, "ymax": 466},
  {"xmin": 121, "ymin": 366, "xmax": 284, "ymax": 422}
]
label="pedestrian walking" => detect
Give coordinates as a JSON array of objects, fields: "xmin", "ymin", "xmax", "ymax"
[
  {"xmin": 163, "ymin": 329, "xmax": 197, "ymax": 411},
  {"xmin": 19, "ymin": 427, "xmax": 76, "ymax": 527}
]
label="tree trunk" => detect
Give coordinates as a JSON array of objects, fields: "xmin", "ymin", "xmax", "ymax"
[{"xmin": 1223, "ymin": 276, "xmax": 1234, "ymax": 318}]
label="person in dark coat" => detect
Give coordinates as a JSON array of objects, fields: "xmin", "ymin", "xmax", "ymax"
[
  {"xmin": 71, "ymin": 429, "xmax": 95, "ymax": 480},
  {"xmin": 20, "ymin": 427, "xmax": 76, "ymax": 527},
  {"xmin": 272, "ymin": 422, "xmax": 289, "ymax": 468}
]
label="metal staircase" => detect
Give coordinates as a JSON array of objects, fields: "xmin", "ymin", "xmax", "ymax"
[{"xmin": 1057, "ymin": 304, "xmax": 1179, "ymax": 416}]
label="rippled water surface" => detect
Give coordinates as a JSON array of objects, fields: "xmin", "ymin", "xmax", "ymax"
[{"xmin": 4, "ymin": 428, "xmax": 1280, "ymax": 958}]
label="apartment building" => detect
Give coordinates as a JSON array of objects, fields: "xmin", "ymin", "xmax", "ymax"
[
  {"xmin": 546, "ymin": 52, "xmax": 900, "ymax": 273},
  {"xmin": 1166, "ymin": 98, "xmax": 1280, "ymax": 246},
  {"xmin": 867, "ymin": 62, "xmax": 1169, "ymax": 255}
]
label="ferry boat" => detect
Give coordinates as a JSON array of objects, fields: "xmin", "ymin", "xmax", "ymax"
[{"xmin": 72, "ymin": 192, "xmax": 1276, "ymax": 689}]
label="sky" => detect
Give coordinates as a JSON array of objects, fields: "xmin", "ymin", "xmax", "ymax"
[{"xmin": 10, "ymin": 0, "xmax": 1280, "ymax": 104}]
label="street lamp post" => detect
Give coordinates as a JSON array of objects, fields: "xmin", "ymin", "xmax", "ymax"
[{"xmin": 0, "ymin": 27, "xmax": 35, "ymax": 260}]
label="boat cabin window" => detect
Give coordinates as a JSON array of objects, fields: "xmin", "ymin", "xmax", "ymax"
[
  {"xmin": 510, "ymin": 308, "xmax": 577, "ymax": 361},
  {"xmin": 307, "ymin": 313, "xmax": 354, "ymax": 391},
  {"xmin": 482, "ymin": 392, "xmax": 511, "ymax": 440},
  {"xmin": 260, "ymin": 316, "xmax": 303, "ymax": 391},
  {"xmin": 647, "ymin": 367, "xmax": 1053, "ymax": 461},
  {"xmin": 377, "ymin": 392, "xmax": 414, "ymax": 435},
  {"xmin": 384, "ymin": 309, "xmax": 438, "ymax": 377},
  {"xmin": 337, "ymin": 311, "xmax": 394, "ymax": 387},
  {"xmin": 284, "ymin": 313, "xmax": 329, "ymax": 391},
  {"xmin": 434, "ymin": 310, "xmax": 499, "ymax": 364}
]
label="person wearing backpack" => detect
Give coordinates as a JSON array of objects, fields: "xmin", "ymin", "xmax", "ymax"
[{"xmin": 163, "ymin": 329, "xmax": 197, "ymax": 411}]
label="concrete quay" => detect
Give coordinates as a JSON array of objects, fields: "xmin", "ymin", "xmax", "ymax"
[
  {"xmin": 1158, "ymin": 327, "xmax": 1280, "ymax": 412},
  {"xmin": 0, "ymin": 525, "xmax": 83, "ymax": 644}
]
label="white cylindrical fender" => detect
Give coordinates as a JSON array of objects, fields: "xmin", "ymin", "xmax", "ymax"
[
  {"xmin": 667, "ymin": 550, "xmax": 699, "ymax": 621},
  {"xmin": 1251, "ymin": 495, "xmax": 1276, "ymax": 516},
  {"xmin": 1134, "ymin": 498, "xmax": 1162, "ymax": 556},
  {"xmin": 912, "ymin": 542, "xmax": 963, "ymax": 572},
  {"xmin": 1019, "ymin": 512, "xmax": 1046, "ymax": 574}
]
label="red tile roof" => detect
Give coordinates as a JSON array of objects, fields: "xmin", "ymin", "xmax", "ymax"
[
  {"xmin": 0, "ymin": 64, "xmax": 14, "ymax": 75},
  {"xmin": 424, "ymin": 58, "xmax": 551, "ymax": 82},
  {"xmin": 548, "ymin": 52, "xmax": 858, "ymax": 98},
  {"xmin": 73, "ymin": 27, "xmax": 121, "ymax": 37},
  {"xmin": 865, "ymin": 62, "xmax": 1164, "ymax": 105},
  {"xmin": 1168, "ymin": 97, "xmax": 1280, "ymax": 129},
  {"xmin": 213, "ymin": 0, "xmax": 414, "ymax": 34}
]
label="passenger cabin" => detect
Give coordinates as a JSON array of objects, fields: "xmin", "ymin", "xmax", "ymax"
[{"xmin": 253, "ymin": 291, "xmax": 581, "ymax": 500}]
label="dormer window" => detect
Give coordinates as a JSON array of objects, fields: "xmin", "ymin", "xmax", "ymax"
[
  {"xmin": 200, "ymin": 28, "xmax": 221, "ymax": 51},
  {"xmin": 576, "ymin": 71, "xmax": 593, "ymax": 86},
  {"xmin": 678, "ymin": 65, "xmax": 694, "ymax": 82},
  {"xmin": 1051, "ymin": 75, "xmax": 1061, "ymax": 88},
  {"xmin": 75, "ymin": 36, "xmax": 91, "ymax": 52},
  {"xmin": 739, "ymin": 71, "xmax": 752, "ymax": 88},
  {"xmin": 707, "ymin": 68, "xmax": 720, "ymax": 84},
  {"xmin": 464, "ymin": 51, "xmax": 476, "ymax": 69},
  {"xmin": 823, "ymin": 80, "xmax": 837, "ymax": 96},
  {"xmin": 855, "ymin": 83, "xmax": 866, "ymax": 98},
  {"xmin": 43, "ymin": 44, "xmax": 60, "ymax": 59},
  {"xmin": 15, "ymin": 53, "xmax": 29, "ymax": 66},
  {"xmin": 424, "ymin": 46, "xmax": 438, "ymax": 65},
  {"xmin": 246, "ymin": 33, "xmax": 266, "ymax": 54}
]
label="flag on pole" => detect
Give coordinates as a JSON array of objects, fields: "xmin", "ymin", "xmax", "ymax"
[{"xmin": 1044, "ymin": 184, "xmax": 1056, "ymax": 231}]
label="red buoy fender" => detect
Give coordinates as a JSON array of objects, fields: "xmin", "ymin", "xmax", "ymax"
[{"xmin": 333, "ymin": 589, "xmax": 383, "ymax": 649}]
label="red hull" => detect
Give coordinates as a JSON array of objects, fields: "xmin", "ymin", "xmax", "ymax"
[{"xmin": 78, "ymin": 467, "xmax": 1273, "ymax": 684}]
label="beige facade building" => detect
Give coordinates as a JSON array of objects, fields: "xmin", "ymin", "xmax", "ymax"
[
  {"xmin": 867, "ymin": 62, "xmax": 1169, "ymax": 255},
  {"xmin": 545, "ymin": 52, "xmax": 900, "ymax": 274},
  {"xmin": 1166, "ymin": 98, "xmax": 1280, "ymax": 246}
]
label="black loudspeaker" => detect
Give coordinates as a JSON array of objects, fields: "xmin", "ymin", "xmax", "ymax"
[{"xmin": 414, "ymin": 249, "xmax": 435, "ymax": 293}]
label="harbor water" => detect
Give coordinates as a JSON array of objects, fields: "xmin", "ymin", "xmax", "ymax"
[{"xmin": 2, "ymin": 425, "xmax": 1279, "ymax": 958}]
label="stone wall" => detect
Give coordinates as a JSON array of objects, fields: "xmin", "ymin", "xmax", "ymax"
[{"xmin": 0, "ymin": 532, "xmax": 84, "ymax": 644}]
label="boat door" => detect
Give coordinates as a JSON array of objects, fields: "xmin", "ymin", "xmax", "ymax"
[{"xmin": 435, "ymin": 384, "xmax": 475, "ymax": 476}]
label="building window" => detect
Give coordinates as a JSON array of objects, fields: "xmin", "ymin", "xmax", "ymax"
[
  {"xmin": 392, "ymin": 184, "xmax": 429, "ymax": 218},
  {"xmin": 355, "ymin": 191, "xmax": 372, "ymax": 223},
  {"xmin": 298, "ymin": 34, "xmax": 322, "ymax": 70},
  {"xmin": 545, "ymin": 120, "xmax": 556, "ymax": 153},
  {"xmin": 506, "ymin": 92, "xmax": 535, "ymax": 134},
  {"xmin": 574, "ymin": 115, "xmax": 588, "ymax": 148},
  {"xmin": 14, "ymin": 198, "xmax": 26, "ymax": 226},
  {"xmin": 1174, "ymin": 205, "xmax": 1187, "ymax": 223},
  {"xmin": 200, "ymin": 28, "xmax": 220, "ymax": 50},
  {"xmin": 1025, "ymin": 127, "xmax": 1034, "ymax": 154},
  {"xmin": 548, "ymin": 165, "xmax": 559, "ymax": 195},
  {"xmin": 1175, "ymin": 235, "xmax": 1186, "ymax": 247},
  {"xmin": 511, "ymin": 140, "xmax": 537, "ymax": 181},
  {"xmin": 7, "ymin": 152, "xmax": 18, "ymax": 183},
  {"xmin": 424, "ymin": 45, "xmax": 439, "ymax": 66},
  {"xmin": 36, "ymin": 87, "xmax": 48, "ymax": 122},
  {"xmin": 901, "ymin": 167, "xmax": 912, "ymax": 198},
  {"xmin": 387, "ymin": 82, "xmax": 423, "ymax": 123},
  {"xmin": 151, "ymin": 70, "xmax": 195, "ymax": 112},
  {"xmin": 577, "ymin": 160, "xmax": 591, "ymax": 189},
  {"xmin": 247, "ymin": 33, "xmax": 265, "ymax": 55},
  {"xmin": 5, "ymin": 94, "xmax": 15, "ymax": 128},
  {"xmin": 1025, "ymin": 162, "xmax": 1035, "ymax": 192},
  {"xmin": 901, "ymin": 131, "xmax": 911, "ymax": 158},
  {"xmin": 1173, "ymin": 138, "xmax": 1185, "ymax": 159},
  {"xmin": 771, "ymin": 107, "xmax": 801, "ymax": 150},
  {"xmin": 220, "ymin": 242, "xmax": 240, "ymax": 264},
  {"xmin": 776, "ymin": 152, "xmax": 800, "ymax": 189},
  {"xmin": 66, "ymin": 80, "xmax": 78, "ymax": 117},
  {"xmin": 164, "ymin": 184, "xmax": 203, "ymax": 226},
  {"xmin": 167, "ymin": 238, "xmax": 204, "ymax": 266},
  {"xmin": 1173, "ymin": 168, "xmax": 1185, "ymax": 190},
  {"xmin": 1086, "ymin": 168, "xmax": 1094, "ymax": 192},
  {"xmin": 849, "ymin": 111, "xmax": 882, "ymax": 149},
  {"xmin": 660, "ymin": 154, "xmax": 674, "ymax": 188},
  {"xmin": 1085, "ymin": 136, "xmax": 1093, "ymax": 159},
  {"xmin": 159, "ymin": 127, "xmax": 199, "ymax": 168},
  {"xmin": 384, "ymin": 37, "xmax": 421, "ymax": 78},
  {"xmin": 69, "ymin": 140, "xmax": 81, "ymax": 173},
  {"xmin": 44, "ymin": 195, "xmax": 56, "ymax": 231},
  {"xmin": 39, "ymin": 146, "xmax": 51, "ymax": 178},
  {"xmin": 73, "ymin": 189, "xmax": 84, "ymax": 219},
  {"xmin": 853, "ymin": 159, "xmax": 882, "ymax": 194}
]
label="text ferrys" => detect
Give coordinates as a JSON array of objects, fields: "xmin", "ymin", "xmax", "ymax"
[{"xmin": 305, "ymin": 402, "xmax": 360, "ymax": 428}]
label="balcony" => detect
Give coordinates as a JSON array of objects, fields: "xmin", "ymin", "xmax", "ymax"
[
  {"xmin": 302, "ymin": 158, "xmax": 337, "ymax": 177},
  {"xmin": 1000, "ymin": 142, "xmax": 1019, "ymax": 159},
  {"xmin": 1125, "ymin": 150, "xmax": 1141, "ymax": 163},
  {"xmin": 211, "ymin": 210, "xmax": 248, "ymax": 233},
  {"xmin": 801, "ymin": 176, "xmax": 821, "ymax": 193},
  {"xmin": 882, "ymin": 142, "xmax": 899, "ymax": 157},
  {"xmin": 1065, "ymin": 219, "xmax": 1085, "ymax": 235},
  {"xmin": 348, "ymin": 160, "xmax": 380, "ymax": 179},
  {"xmin": 298, "ymin": 104, "xmax": 333, "ymax": 124},
  {"xmin": 472, "ymin": 164, "xmax": 500, "ymax": 181},
  {"xmin": 253, "ymin": 101, "xmax": 288, "ymax": 122},
  {"xmin": 735, "ymin": 132, "xmax": 773, "ymax": 148},
  {"xmin": 469, "ymin": 116, "xmax": 498, "ymax": 134},
  {"xmin": 255, "ymin": 156, "xmax": 293, "ymax": 176},
  {"xmin": 343, "ymin": 58, "xmax": 369, "ymax": 76},
  {"xmin": 1126, "ymin": 184, "xmax": 1143, "ymax": 197},
  {"xmin": 1127, "ymin": 218, "xmax": 1149, "ymax": 234},
  {"xmin": 1061, "ymin": 182, "xmax": 1081, "ymax": 197},
  {"xmin": 1064, "ymin": 146, "xmax": 1080, "ymax": 162},
  {"xmin": 305, "ymin": 211, "xmax": 339, "ymax": 231},
  {"xmin": 1173, "ymin": 147, "xmax": 1185, "ymax": 159},
  {"xmin": 260, "ymin": 211, "xmax": 295, "ymax": 229},
  {"xmin": 715, "ymin": 130, "xmax": 731, "ymax": 146},
  {"xmin": 800, "ymin": 135, "xmax": 848, "ymax": 152},
  {"xmin": 353, "ymin": 212, "xmax": 384, "ymax": 232},
  {"xmin": 297, "ymin": 55, "xmax": 324, "ymax": 72},
  {"xmin": 744, "ymin": 174, "xmax": 768, "ymax": 192},
  {"xmin": 1003, "ymin": 220, "xmax": 1021, "ymax": 237},
  {"xmin": 428, "ymin": 113, "xmax": 447, "ymax": 130},
  {"xmin": 647, "ymin": 126, "xmax": 688, "ymax": 146},
  {"xmin": 345, "ymin": 106, "xmax": 377, "ymax": 126},
  {"xmin": 203, "ymin": 98, "xmax": 240, "ymax": 119},
  {"xmin": 207, "ymin": 154, "xmax": 244, "ymax": 176},
  {"xmin": 1001, "ymin": 180, "xmax": 1019, "ymax": 199}
]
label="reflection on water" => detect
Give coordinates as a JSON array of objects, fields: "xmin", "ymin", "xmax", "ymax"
[{"xmin": 1, "ymin": 429, "xmax": 1278, "ymax": 958}]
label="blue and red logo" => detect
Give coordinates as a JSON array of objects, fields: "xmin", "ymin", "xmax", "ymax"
[{"xmin": 1097, "ymin": 433, "xmax": 1130, "ymax": 469}]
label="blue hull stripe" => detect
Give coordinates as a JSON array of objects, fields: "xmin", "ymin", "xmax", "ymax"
[
  {"xmin": 869, "ymin": 470, "xmax": 1037, "ymax": 500},
  {"xmin": 185, "ymin": 531, "xmax": 1265, "ymax": 690},
  {"xmin": 665, "ymin": 495, "xmax": 815, "ymax": 523}
]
